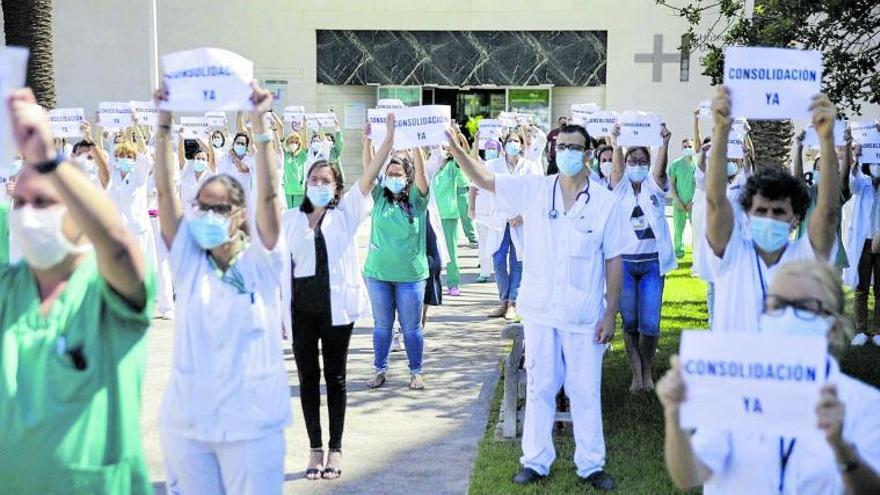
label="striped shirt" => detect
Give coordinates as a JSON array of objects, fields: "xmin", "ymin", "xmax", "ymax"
[{"xmin": 623, "ymin": 204, "xmax": 659, "ymax": 262}]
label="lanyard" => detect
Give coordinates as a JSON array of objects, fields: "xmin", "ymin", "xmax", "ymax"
[{"xmin": 778, "ymin": 437, "xmax": 797, "ymax": 493}]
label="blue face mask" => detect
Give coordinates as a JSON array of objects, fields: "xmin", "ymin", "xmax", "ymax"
[
  {"xmin": 233, "ymin": 144, "xmax": 247, "ymax": 156},
  {"xmin": 385, "ymin": 176, "xmax": 408, "ymax": 195},
  {"xmin": 626, "ymin": 164, "xmax": 649, "ymax": 183},
  {"xmin": 306, "ymin": 184, "xmax": 334, "ymax": 207},
  {"xmin": 682, "ymin": 147, "xmax": 694, "ymax": 158},
  {"xmin": 504, "ymin": 142, "xmax": 521, "ymax": 157},
  {"xmin": 485, "ymin": 149, "xmax": 499, "ymax": 160},
  {"xmin": 557, "ymin": 149, "xmax": 585, "ymax": 177},
  {"xmin": 116, "ymin": 158, "xmax": 135, "ymax": 173},
  {"xmin": 192, "ymin": 159, "xmax": 207, "ymax": 173},
  {"xmin": 749, "ymin": 215, "xmax": 791, "ymax": 252},
  {"xmin": 189, "ymin": 211, "xmax": 231, "ymax": 250},
  {"xmin": 727, "ymin": 161, "xmax": 738, "ymax": 177}
]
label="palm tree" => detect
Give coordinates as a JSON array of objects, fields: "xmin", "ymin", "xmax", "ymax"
[{"xmin": 2, "ymin": 0, "xmax": 56, "ymax": 108}]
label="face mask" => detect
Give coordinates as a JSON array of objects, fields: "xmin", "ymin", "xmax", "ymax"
[
  {"xmin": 726, "ymin": 161, "xmax": 738, "ymax": 177},
  {"xmin": 869, "ymin": 164, "xmax": 880, "ymax": 178},
  {"xmin": 812, "ymin": 170, "xmax": 821, "ymax": 187},
  {"xmin": 212, "ymin": 138, "xmax": 223, "ymax": 149},
  {"xmin": 485, "ymin": 149, "xmax": 499, "ymax": 160},
  {"xmin": 116, "ymin": 158, "xmax": 135, "ymax": 173},
  {"xmin": 306, "ymin": 184, "xmax": 334, "ymax": 207},
  {"xmin": 557, "ymin": 149, "xmax": 585, "ymax": 177},
  {"xmin": 310, "ymin": 142, "xmax": 323, "ymax": 154},
  {"xmin": 189, "ymin": 211, "xmax": 231, "ymax": 250},
  {"xmin": 233, "ymin": 144, "xmax": 247, "ymax": 156},
  {"xmin": 759, "ymin": 306, "xmax": 834, "ymax": 338},
  {"xmin": 681, "ymin": 147, "xmax": 694, "ymax": 157},
  {"xmin": 599, "ymin": 161, "xmax": 614, "ymax": 178},
  {"xmin": 11, "ymin": 159, "xmax": 23, "ymax": 176},
  {"xmin": 385, "ymin": 176, "xmax": 408, "ymax": 195},
  {"xmin": 192, "ymin": 159, "xmax": 208, "ymax": 173},
  {"xmin": 286, "ymin": 143, "xmax": 299, "ymax": 154},
  {"xmin": 75, "ymin": 156, "xmax": 97, "ymax": 176},
  {"xmin": 749, "ymin": 215, "xmax": 792, "ymax": 252},
  {"xmin": 504, "ymin": 142, "xmax": 521, "ymax": 157},
  {"xmin": 9, "ymin": 205, "xmax": 91, "ymax": 270},
  {"xmin": 626, "ymin": 164, "xmax": 649, "ymax": 183}
]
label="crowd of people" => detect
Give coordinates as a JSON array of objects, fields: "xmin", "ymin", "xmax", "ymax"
[{"xmin": 0, "ymin": 73, "xmax": 879, "ymax": 495}]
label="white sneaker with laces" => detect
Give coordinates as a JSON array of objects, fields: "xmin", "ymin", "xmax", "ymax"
[{"xmin": 851, "ymin": 332, "xmax": 869, "ymax": 346}]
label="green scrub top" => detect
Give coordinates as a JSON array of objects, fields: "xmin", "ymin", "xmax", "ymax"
[
  {"xmin": 432, "ymin": 160, "xmax": 465, "ymax": 220},
  {"xmin": 283, "ymin": 150, "xmax": 307, "ymax": 196},
  {"xmin": 364, "ymin": 185, "xmax": 429, "ymax": 282},
  {"xmin": 668, "ymin": 155, "xmax": 697, "ymax": 205},
  {"xmin": 0, "ymin": 254, "xmax": 155, "ymax": 494}
]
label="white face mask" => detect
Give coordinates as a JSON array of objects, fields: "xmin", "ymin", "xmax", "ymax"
[
  {"xmin": 758, "ymin": 306, "xmax": 834, "ymax": 338},
  {"xmin": 599, "ymin": 160, "xmax": 613, "ymax": 178},
  {"xmin": 9, "ymin": 205, "xmax": 92, "ymax": 270}
]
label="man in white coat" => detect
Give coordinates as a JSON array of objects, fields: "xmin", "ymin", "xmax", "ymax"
[{"xmin": 448, "ymin": 124, "xmax": 633, "ymax": 490}]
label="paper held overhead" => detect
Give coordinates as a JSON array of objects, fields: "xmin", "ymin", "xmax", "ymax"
[{"xmin": 160, "ymin": 48, "xmax": 255, "ymax": 112}]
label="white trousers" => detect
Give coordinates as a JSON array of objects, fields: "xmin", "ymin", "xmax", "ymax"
[
  {"xmin": 520, "ymin": 322, "xmax": 606, "ymax": 478},
  {"xmin": 151, "ymin": 217, "xmax": 174, "ymax": 315},
  {"xmin": 476, "ymin": 223, "xmax": 494, "ymax": 278},
  {"xmin": 160, "ymin": 429, "xmax": 286, "ymax": 495}
]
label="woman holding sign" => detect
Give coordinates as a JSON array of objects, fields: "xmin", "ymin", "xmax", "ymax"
[
  {"xmin": 280, "ymin": 115, "xmax": 392, "ymax": 481},
  {"xmin": 217, "ymin": 131, "xmax": 257, "ymax": 210},
  {"xmin": 608, "ymin": 122, "xmax": 676, "ymax": 392},
  {"xmin": 657, "ymin": 260, "xmax": 880, "ymax": 494},
  {"xmin": 152, "ymin": 82, "xmax": 291, "ymax": 494},
  {"xmin": 364, "ymin": 142, "xmax": 431, "ymax": 390},
  {"xmin": 282, "ymin": 128, "xmax": 308, "ymax": 208}
]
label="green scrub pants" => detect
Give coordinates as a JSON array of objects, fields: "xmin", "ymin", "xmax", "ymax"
[
  {"xmin": 673, "ymin": 206, "xmax": 691, "ymax": 259},
  {"xmin": 441, "ymin": 218, "xmax": 461, "ymax": 287}
]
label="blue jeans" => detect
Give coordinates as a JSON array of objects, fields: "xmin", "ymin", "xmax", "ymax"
[
  {"xmin": 493, "ymin": 225, "xmax": 523, "ymax": 303},
  {"xmin": 620, "ymin": 259, "xmax": 664, "ymax": 337},
  {"xmin": 365, "ymin": 277, "xmax": 426, "ymax": 375}
]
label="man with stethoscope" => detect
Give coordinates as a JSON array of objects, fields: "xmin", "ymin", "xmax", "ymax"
[{"xmin": 447, "ymin": 124, "xmax": 635, "ymax": 490}]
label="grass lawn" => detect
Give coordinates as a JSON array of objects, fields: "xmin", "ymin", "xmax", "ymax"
[{"xmin": 469, "ymin": 253, "xmax": 880, "ymax": 494}]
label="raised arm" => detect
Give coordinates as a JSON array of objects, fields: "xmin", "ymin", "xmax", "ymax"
[
  {"xmin": 807, "ymin": 95, "xmax": 840, "ymax": 260},
  {"xmin": 412, "ymin": 135, "xmax": 430, "ymax": 196},
  {"xmin": 840, "ymin": 128, "xmax": 853, "ymax": 201},
  {"xmin": 152, "ymin": 86, "xmax": 184, "ymax": 249},
  {"xmin": 706, "ymin": 85, "xmax": 735, "ymax": 257},
  {"xmin": 654, "ymin": 124, "xmax": 671, "ymax": 187},
  {"xmin": 792, "ymin": 129, "xmax": 805, "ymax": 177},
  {"xmin": 10, "ymin": 88, "xmax": 147, "ymax": 308},
  {"xmin": 250, "ymin": 84, "xmax": 282, "ymax": 250},
  {"xmin": 693, "ymin": 109, "xmax": 702, "ymax": 150},
  {"xmin": 359, "ymin": 114, "xmax": 394, "ymax": 195},
  {"xmin": 446, "ymin": 127, "xmax": 495, "ymax": 193},
  {"xmin": 176, "ymin": 127, "xmax": 186, "ymax": 170},
  {"xmin": 609, "ymin": 123, "xmax": 624, "ymax": 188}
]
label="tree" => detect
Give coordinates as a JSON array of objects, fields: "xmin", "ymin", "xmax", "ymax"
[
  {"xmin": 2, "ymin": 0, "xmax": 56, "ymax": 108},
  {"xmin": 656, "ymin": 0, "xmax": 880, "ymax": 169}
]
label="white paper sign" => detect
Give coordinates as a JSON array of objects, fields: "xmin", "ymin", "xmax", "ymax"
[
  {"xmin": 98, "ymin": 102, "xmax": 134, "ymax": 128},
  {"xmin": 305, "ymin": 113, "xmax": 336, "ymax": 131},
  {"xmin": 570, "ymin": 103, "xmax": 600, "ymax": 127},
  {"xmin": 679, "ymin": 331, "xmax": 827, "ymax": 437},
  {"xmin": 283, "ymin": 106, "xmax": 305, "ymax": 128},
  {"xmin": 48, "ymin": 108, "xmax": 85, "ymax": 138},
  {"xmin": 391, "ymin": 105, "xmax": 451, "ymax": 151},
  {"xmin": 204, "ymin": 111, "xmax": 227, "ymax": 128},
  {"xmin": 368, "ymin": 108, "xmax": 391, "ymax": 146},
  {"xmin": 477, "ymin": 119, "xmax": 504, "ymax": 150},
  {"xmin": 128, "ymin": 100, "xmax": 158, "ymax": 126},
  {"xmin": 803, "ymin": 120, "xmax": 847, "ymax": 148},
  {"xmin": 377, "ymin": 98, "xmax": 405, "ymax": 109},
  {"xmin": 698, "ymin": 100, "xmax": 712, "ymax": 120},
  {"xmin": 498, "ymin": 111, "xmax": 531, "ymax": 128},
  {"xmin": 160, "ymin": 48, "xmax": 254, "ymax": 112},
  {"xmin": 725, "ymin": 47, "xmax": 822, "ymax": 120},
  {"xmin": 617, "ymin": 111, "xmax": 662, "ymax": 147},
  {"xmin": 0, "ymin": 46, "xmax": 29, "ymax": 170},
  {"xmin": 345, "ymin": 103, "xmax": 366, "ymax": 130},
  {"xmin": 852, "ymin": 121, "xmax": 880, "ymax": 163},
  {"xmin": 585, "ymin": 111, "xmax": 619, "ymax": 138},
  {"xmin": 180, "ymin": 116, "xmax": 209, "ymax": 139},
  {"xmin": 725, "ymin": 120, "xmax": 748, "ymax": 159}
]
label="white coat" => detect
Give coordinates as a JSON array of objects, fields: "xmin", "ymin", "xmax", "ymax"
[
  {"xmin": 486, "ymin": 156, "xmax": 543, "ymax": 260},
  {"xmin": 612, "ymin": 174, "xmax": 678, "ymax": 275},
  {"xmin": 424, "ymin": 149, "xmax": 451, "ymax": 265},
  {"xmin": 179, "ymin": 161, "xmax": 215, "ymax": 208},
  {"xmin": 843, "ymin": 169, "xmax": 875, "ymax": 288},
  {"xmin": 107, "ymin": 154, "xmax": 157, "ymax": 270},
  {"xmin": 281, "ymin": 187, "xmax": 373, "ymax": 335}
]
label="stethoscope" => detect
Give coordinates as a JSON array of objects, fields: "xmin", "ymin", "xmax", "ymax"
[{"xmin": 549, "ymin": 176, "xmax": 591, "ymax": 219}]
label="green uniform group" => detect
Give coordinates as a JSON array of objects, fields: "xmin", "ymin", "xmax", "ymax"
[
  {"xmin": 432, "ymin": 159, "xmax": 471, "ymax": 288},
  {"xmin": 668, "ymin": 154, "xmax": 696, "ymax": 259}
]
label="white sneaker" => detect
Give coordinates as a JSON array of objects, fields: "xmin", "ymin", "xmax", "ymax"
[
  {"xmin": 391, "ymin": 331, "xmax": 403, "ymax": 352},
  {"xmin": 872, "ymin": 335, "xmax": 880, "ymax": 347},
  {"xmin": 851, "ymin": 332, "xmax": 869, "ymax": 346}
]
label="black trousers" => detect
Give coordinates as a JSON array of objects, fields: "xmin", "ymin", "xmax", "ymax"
[{"xmin": 292, "ymin": 310, "xmax": 354, "ymax": 450}]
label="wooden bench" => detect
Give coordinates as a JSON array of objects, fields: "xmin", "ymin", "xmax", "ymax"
[{"xmin": 496, "ymin": 323, "xmax": 572, "ymax": 439}]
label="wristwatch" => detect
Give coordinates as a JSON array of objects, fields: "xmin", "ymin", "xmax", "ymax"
[{"xmin": 34, "ymin": 155, "xmax": 63, "ymax": 174}]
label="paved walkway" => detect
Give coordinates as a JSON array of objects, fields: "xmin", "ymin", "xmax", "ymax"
[{"xmin": 141, "ymin": 224, "xmax": 508, "ymax": 494}]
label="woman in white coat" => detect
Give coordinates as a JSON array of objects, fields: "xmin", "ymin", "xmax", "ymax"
[
  {"xmin": 468, "ymin": 137, "xmax": 501, "ymax": 283},
  {"xmin": 608, "ymin": 123, "xmax": 676, "ymax": 392},
  {"xmin": 153, "ymin": 83, "xmax": 291, "ymax": 495},
  {"xmin": 280, "ymin": 115, "xmax": 393, "ymax": 481}
]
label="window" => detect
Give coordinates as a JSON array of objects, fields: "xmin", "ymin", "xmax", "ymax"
[{"xmin": 680, "ymin": 35, "xmax": 690, "ymax": 82}]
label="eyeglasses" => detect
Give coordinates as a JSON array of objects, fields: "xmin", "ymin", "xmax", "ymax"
[
  {"xmin": 626, "ymin": 160, "xmax": 650, "ymax": 167},
  {"xmin": 555, "ymin": 144, "xmax": 587, "ymax": 153},
  {"xmin": 307, "ymin": 178, "xmax": 336, "ymax": 187},
  {"xmin": 193, "ymin": 202, "xmax": 234, "ymax": 215},
  {"xmin": 763, "ymin": 295, "xmax": 835, "ymax": 320}
]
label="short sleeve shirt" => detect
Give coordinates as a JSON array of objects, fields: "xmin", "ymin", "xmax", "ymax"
[
  {"xmin": 363, "ymin": 185, "xmax": 430, "ymax": 282},
  {"xmin": 432, "ymin": 161, "xmax": 463, "ymax": 220},
  {"xmin": 669, "ymin": 155, "xmax": 697, "ymax": 204},
  {"xmin": 0, "ymin": 255, "xmax": 155, "ymax": 494}
]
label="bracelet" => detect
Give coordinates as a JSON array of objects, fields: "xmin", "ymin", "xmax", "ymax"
[
  {"xmin": 254, "ymin": 131, "xmax": 273, "ymax": 143},
  {"xmin": 34, "ymin": 155, "xmax": 63, "ymax": 175}
]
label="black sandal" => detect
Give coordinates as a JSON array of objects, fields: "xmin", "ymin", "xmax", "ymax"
[
  {"xmin": 305, "ymin": 448, "xmax": 324, "ymax": 481},
  {"xmin": 322, "ymin": 449, "xmax": 342, "ymax": 480}
]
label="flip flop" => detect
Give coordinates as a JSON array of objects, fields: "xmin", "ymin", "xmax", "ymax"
[{"xmin": 367, "ymin": 373, "xmax": 386, "ymax": 389}]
